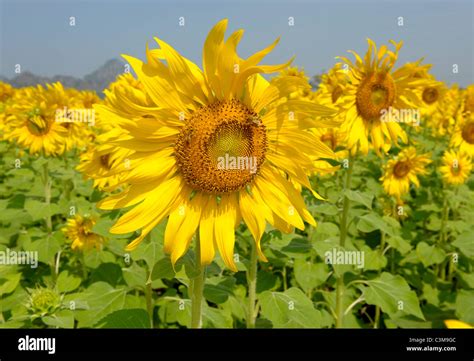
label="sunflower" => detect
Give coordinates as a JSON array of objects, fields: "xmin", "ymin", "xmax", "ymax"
[
  {"xmin": 310, "ymin": 127, "xmax": 347, "ymax": 175},
  {"xmin": 96, "ymin": 19, "xmax": 338, "ymax": 270},
  {"xmin": 463, "ymin": 85, "xmax": 474, "ymax": 114},
  {"xmin": 315, "ymin": 63, "xmax": 347, "ymax": 107},
  {"xmin": 417, "ymin": 79, "xmax": 446, "ymax": 118},
  {"xmin": 444, "ymin": 320, "xmax": 473, "ymax": 329},
  {"xmin": 0, "ymin": 81, "xmax": 14, "ymax": 102},
  {"xmin": 63, "ymin": 214, "xmax": 105, "ymax": 251},
  {"xmin": 337, "ymin": 39, "xmax": 431, "ymax": 155},
  {"xmin": 439, "ymin": 149, "xmax": 472, "ymax": 185},
  {"xmin": 77, "ymin": 144, "xmax": 131, "ymax": 190},
  {"xmin": 428, "ymin": 85, "xmax": 462, "ymax": 137},
  {"xmin": 6, "ymin": 85, "xmax": 67, "ymax": 155},
  {"xmin": 0, "ymin": 82, "xmax": 15, "ymax": 137},
  {"xmin": 380, "ymin": 146, "xmax": 432, "ymax": 201},
  {"xmin": 451, "ymin": 112, "xmax": 474, "ymax": 156}
]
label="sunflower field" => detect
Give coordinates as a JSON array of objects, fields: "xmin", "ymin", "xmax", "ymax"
[{"xmin": 0, "ymin": 19, "xmax": 473, "ymax": 330}]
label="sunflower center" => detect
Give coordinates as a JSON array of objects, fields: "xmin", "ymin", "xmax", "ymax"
[
  {"xmin": 393, "ymin": 161, "xmax": 411, "ymax": 178},
  {"xmin": 26, "ymin": 115, "xmax": 50, "ymax": 136},
  {"xmin": 331, "ymin": 86, "xmax": 343, "ymax": 104},
  {"xmin": 100, "ymin": 154, "xmax": 111, "ymax": 169},
  {"xmin": 452, "ymin": 163, "xmax": 462, "ymax": 175},
  {"xmin": 461, "ymin": 121, "xmax": 474, "ymax": 144},
  {"xmin": 356, "ymin": 72, "xmax": 396, "ymax": 121},
  {"xmin": 321, "ymin": 132, "xmax": 337, "ymax": 150},
  {"xmin": 175, "ymin": 99, "xmax": 267, "ymax": 194},
  {"xmin": 422, "ymin": 87, "xmax": 439, "ymax": 105}
]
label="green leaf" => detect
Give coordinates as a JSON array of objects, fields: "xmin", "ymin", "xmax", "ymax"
[
  {"xmin": 24, "ymin": 199, "xmax": 60, "ymax": 221},
  {"xmin": 363, "ymin": 248, "xmax": 387, "ymax": 271},
  {"xmin": 256, "ymin": 270, "xmax": 278, "ymax": 293},
  {"xmin": 455, "ymin": 290, "xmax": 474, "ymax": 324},
  {"xmin": 386, "ymin": 235, "xmax": 412, "ymax": 255},
  {"xmin": 90, "ymin": 263, "xmax": 123, "ymax": 287},
  {"xmin": 130, "ymin": 223, "xmax": 166, "ymax": 269},
  {"xmin": 96, "ymin": 309, "xmax": 151, "ymax": 328},
  {"xmin": 311, "ymin": 203, "xmax": 339, "ymax": 216},
  {"xmin": 151, "ymin": 257, "xmax": 176, "ymax": 280},
  {"xmin": 0, "ymin": 273, "xmax": 21, "ymax": 296},
  {"xmin": 123, "ymin": 262, "xmax": 147, "ymax": 289},
  {"xmin": 362, "ymin": 272, "xmax": 424, "ymax": 320},
  {"xmin": 416, "ymin": 242, "xmax": 446, "ymax": 267},
  {"xmin": 357, "ymin": 213, "xmax": 391, "ymax": 235},
  {"xmin": 294, "ymin": 259, "xmax": 328, "ymax": 292},
  {"xmin": 28, "ymin": 233, "xmax": 61, "ymax": 264},
  {"xmin": 259, "ymin": 287, "xmax": 321, "ymax": 328},
  {"xmin": 281, "ymin": 237, "xmax": 312, "ymax": 254},
  {"xmin": 42, "ymin": 310, "xmax": 74, "ymax": 329},
  {"xmin": 344, "ymin": 190, "xmax": 373, "ymax": 209},
  {"xmin": 56, "ymin": 271, "xmax": 81, "ymax": 293},
  {"xmin": 452, "ymin": 231, "xmax": 474, "ymax": 258},
  {"xmin": 204, "ymin": 277, "xmax": 235, "ymax": 304},
  {"xmin": 67, "ymin": 282, "xmax": 127, "ymax": 328}
]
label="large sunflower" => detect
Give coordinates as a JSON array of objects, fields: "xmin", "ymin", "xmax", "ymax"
[
  {"xmin": 439, "ymin": 149, "xmax": 472, "ymax": 185},
  {"xmin": 337, "ymin": 39, "xmax": 431, "ymax": 155},
  {"xmin": 380, "ymin": 146, "xmax": 431, "ymax": 201},
  {"xmin": 96, "ymin": 19, "xmax": 338, "ymax": 271}
]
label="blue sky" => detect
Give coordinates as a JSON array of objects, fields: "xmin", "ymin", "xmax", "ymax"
[{"xmin": 1, "ymin": 0, "xmax": 473, "ymax": 85}]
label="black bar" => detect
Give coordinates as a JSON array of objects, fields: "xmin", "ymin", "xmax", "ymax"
[{"xmin": 0, "ymin": 329, "xmax": 473, "ymax": 358}]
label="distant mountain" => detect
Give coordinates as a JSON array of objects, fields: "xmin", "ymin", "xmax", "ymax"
[{"xmin": 1, "ymin": 59, "xmax": 127, "ymax": 95}]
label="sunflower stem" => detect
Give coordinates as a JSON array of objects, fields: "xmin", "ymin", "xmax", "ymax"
[
  {"xmin": 42, "ymin": 162, "xmax": 52, "ymax": 233},
  {"xmin": 439, "ymin": 194, "xmax": 449, "ymax": 244},
  {"xmin": 190, "ymin": 233, "xmax": 205, "ymax": 329},
  {"xmin": 145, "ymin": 273, "xmax": 154, "ymax": 328},
  {"xmin": 335, "ymin": 155, "xmax": 353, "ymax": 328},
  {"xmin": 246, "ymin": 240, "xmax": 258, "ymax": 328}
]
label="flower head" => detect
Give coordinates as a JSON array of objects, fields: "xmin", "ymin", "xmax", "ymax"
[{"xmin": 96, "ymin": 19, "xmax": 339, "ymax": 270}]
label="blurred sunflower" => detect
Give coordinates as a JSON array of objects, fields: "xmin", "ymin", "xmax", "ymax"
[
  {"xmin": 6, "ymin": 85, "xmax": 67, "ymax": 155},
  {"xmin": 380, "ymin": 146, "xmax": 431, "ymax": 201},
  {"xmin": 428, "ymin": 85, "xmax": 461, "ymax": 137},
  {"xmin": 77, "ymin": 144, "xmax": 130, "ymax": 190},
  {"xmin": 310, "ymin": 127, "xmax": 347, "ymax": 174},
  {"xmin": 314, "ymin": 63, "xmax": 347, "ymax": 107},
  {"xmin": 63, "ymin": 214, "xmax": 105, "ymax": 251},
  {"xmin": 439, "ymin": 149, "xmax": 472, "ymax": 185},
  {"xmin": 462, "ymin": 84, "xmax": 474, "ymax": 114},
  {"xmin": 96, "ymin": 19, "xmax": 338, "ymax": 270},
  {"xmin": 444, "ymin": 320, "xmax": 473, "ymax": 329},
  {"xmin": 0, "ymin": 81, "xmax": 14, "ymax": 102},
  {"xmin": 451, "ymin": 112, "xmax": 474, "ymax": 156},
  {"xmin": 337, "ymin": 39, "xmax": 431, "ymax": 155}
]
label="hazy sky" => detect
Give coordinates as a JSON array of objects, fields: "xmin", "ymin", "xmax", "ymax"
[{"xmin": 1, "ymin": 0, "xmax": 473, "ymax": 85}]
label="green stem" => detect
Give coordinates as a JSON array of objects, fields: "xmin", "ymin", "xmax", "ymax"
[
  {"xmin": 145, "ymin": 272, "xmax": 154, "ymax": 328},
  {"xmin": 190, "ymin": 234, "xmax": 205, "ymax": 329},
  {"xmin": 80, "ymin": 252, "xmax": 87, "ymax": 279},
  {"xmin": 246, "ymin": 240, "xmax": 258, "ymax": 328},
  {"xmin": 374, "ymin": 231, "xmax": 386, "ymax": 328},
  {"xmin": 42, "ymin": 162, "xmax": 52, "ymax": 233},
  {"xmin": 374, "ymin": 305, "xmax": 381, "ymax": 329},
  {"xmin": 335, "ymin": 155, "xmax": 354, "ymax": 329},
  {"xmin": 439, "ymin": 196, "xmax": 449, "ymax": 244}
]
